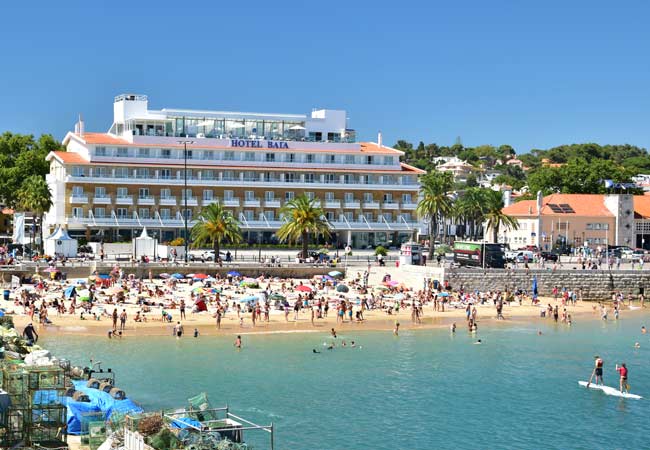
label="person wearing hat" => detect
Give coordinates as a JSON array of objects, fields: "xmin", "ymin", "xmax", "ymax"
[{"xmin": 587, "ymin": 355, "xmax": 604, "ymax": 387}]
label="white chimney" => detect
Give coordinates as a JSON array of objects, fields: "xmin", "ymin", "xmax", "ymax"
[
  {"xmin": 377, "ymin": 131, "xmax": 382, "ymax": 148},
  {"xmin": 536, "ymin": 190, "xmax": 543, "ymax": 215},
  {"xmin": 78, "ymin": 114, "xmax": 85, "ymax": 136}
]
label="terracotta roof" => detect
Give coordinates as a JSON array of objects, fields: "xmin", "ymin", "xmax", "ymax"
[
  {"xmin": 80, "ymin": 132, "xmax": 131, "ymax": 145},
  {"xmin": 634, "ymin": 196, "xmax": 650, "ymax": 218},
  {"xmin": 400, "ymin": 162, "xmax": 426, "ymax": 174},
  {"xmin": 503, "ymin": 194, "xmax": 614, "ymax": 217},
  {"xmin": 47, "ymin": 151, "xmax": 89, "ymax": 164},
  {"xmin": 359, "ymin": 142, "xmax": 403, "ymax": 155}
]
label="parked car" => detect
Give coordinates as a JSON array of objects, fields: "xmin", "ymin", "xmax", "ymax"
[
  {"xmin": 506, "ymin": 250, "xmax": 534, "ymax": 263},
  {"xmin": 189, "ymin": 250, "xmax": 227, "ymax": 262},
  {"xmin": 540, "ymin": 251, "xmax": 559, "ymax": 262}
]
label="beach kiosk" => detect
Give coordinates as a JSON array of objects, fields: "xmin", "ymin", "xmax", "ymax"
[
  {"xmin": 132, "ymin": 227, "xmax": 157, "ymax": 260},
  {"xmin": 399, "ymin": 242, "xmax": 422, "ymax": 266},
  {"xmin": 44, "ymin": 226, "xmax": 78, "ymax": 257}
]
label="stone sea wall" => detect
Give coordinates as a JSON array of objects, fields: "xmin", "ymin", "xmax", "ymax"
[{"xmin": 443, "ymin": 268, "xmax": 649, "ymax": 300}]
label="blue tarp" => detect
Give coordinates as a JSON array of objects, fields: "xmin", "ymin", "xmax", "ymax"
[
  {"xmin": 171, "ymin": 417, "xmax": 202, "ymax": 429},
  {"xmin": 64, "ymin": 380, "xmax": 143, "ymax": 434}
]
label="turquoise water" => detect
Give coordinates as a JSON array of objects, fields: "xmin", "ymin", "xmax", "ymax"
[{"xmin": 43, "ymin": 315, "xmax": 650, "ymax": 450}]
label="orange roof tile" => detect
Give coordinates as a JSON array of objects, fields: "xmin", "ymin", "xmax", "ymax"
[
  {"xmin": 359, "ymin": 142, "xmax": 403, "ymax": 155},
  {"xmin": 48, "ymin": 151, "xmax": 89, "ymax": 164},
  {"xmin": 502, "ymin": 200, "xmax": 538, "ymax": 216},
  {"xmin": 80, "ymin": 132, "xmax": 131, "ymax": 145},
  {"xmin": 504, "ymin": 194, "xmax": 614, "ymax": 217},
  {"xmin": 634, "ymin": 196, "xmax": 650, "ymax": 218},
  {"xmin": 400, "ymin": 162, "xmax": 426, "ymax": 174}
]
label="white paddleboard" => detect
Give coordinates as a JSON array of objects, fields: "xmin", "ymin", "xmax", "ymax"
[{"xmin": 578, "ymin": 381, "xmax": 642, "ymax": 399}]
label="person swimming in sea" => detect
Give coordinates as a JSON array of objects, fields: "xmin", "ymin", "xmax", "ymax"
[
  {"xmin": 313, "ymin": 349, "xmax": 321, "ymax": 353},
  {"xmin": 450, "ymin": 323, "xmax": 456, "ymax": 333},
  {"xmin": 474, "ymin": 339, "xmax": 482, "ymax": 345}
]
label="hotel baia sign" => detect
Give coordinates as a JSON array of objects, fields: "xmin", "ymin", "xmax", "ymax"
[{"xmin": 230, "ymin": 139, "xmax": 290, "ymax": 149}]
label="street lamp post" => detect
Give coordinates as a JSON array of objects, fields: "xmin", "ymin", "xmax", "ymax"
[{"xmin": 178, "ymin": 140, "xmax": 194, "ymax": 263}]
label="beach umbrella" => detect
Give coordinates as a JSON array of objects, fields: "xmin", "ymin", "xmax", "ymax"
[
  {"xmin": 171, "ymin": 273, "xmax": 184, "ymax": 279},
  {"xmin": 323, "ymin": 275, "xmax": 334, "ymax": 281},
  {"xmin": 336, "ymin": 285, "xmax": 349, "ymax": 293},
  {"xmin": 388, "ymin": 280, "xmax": 399, "ymax": 287},
  {"xmin": 192, "ymin": 287, "xmax": 204, "ymax": 294},
  {"xmin": 159, "ymin": 273, "xmax": 170, "ymax": 279},
  {"xmin": 394, "ymin": 293, "xmax": 406, "ymax": 301},
  {"xmin": 99, "ymin": 274, "xmax": 111, "ymax": 279},
  {"xmin": 64, "ymin": 286, "xmax": 77, "ymax": 299},
  {"xmin": 437, "ymin": 292, "xmax": 449, "ymax": 297},
  {"xmin": 269, "ymin": 293, "xmax": 286, "ymax": 301},
  {"xmin": 78, "ymin": 290, "xmax": 91, "ymax": 302},
  {"xmin": 296, "ymin": 285, "xmax": 312, "ymax": 292},
  {"xmin": 193, "ymin": 273, "xmax": 209, "ymax": 280},
  {"xmin": 240, "ymin": 295, "xmax": 259, "ymax": 303},
  {"xmin": 328, "ymin": 271, "xmax": 343, "ymax": 277},
  {"xmin": 0, "ymin": 311, "xmax": 5, "ymax": 317},
  {"xmin": 228, "ymin": 271, "xmax": 241, "ymax": 277}
]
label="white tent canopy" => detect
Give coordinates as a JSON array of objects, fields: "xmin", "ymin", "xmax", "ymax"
[
  {"xmin": 133, "ymin": 227, "xmax": 157, "ymax": 259},
  {"xmin": 45, "ymin": 226, "xmax": 78, "ymax": 257}
]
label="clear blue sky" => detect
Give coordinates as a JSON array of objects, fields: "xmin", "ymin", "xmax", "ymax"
[{"xmin": 1, "ymin": 0, "xmax": 649, "ymax": 154}]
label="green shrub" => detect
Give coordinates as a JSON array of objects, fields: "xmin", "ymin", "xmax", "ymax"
[{"xmin": 374, "ymin": 246, "xmax": 388, "ymax": 256}]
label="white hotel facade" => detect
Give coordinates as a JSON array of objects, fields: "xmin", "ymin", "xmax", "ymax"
[{"xmin": 45, "ymin": 94, "xmax": 424, "ymax": 248}]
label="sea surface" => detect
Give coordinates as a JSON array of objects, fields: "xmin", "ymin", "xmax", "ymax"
[{"xmin": 42, "ymin": 314, "xmax": 650, "ymax": 450}]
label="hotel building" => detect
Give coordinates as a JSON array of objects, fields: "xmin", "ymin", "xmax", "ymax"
[{"xmin": 44, "ymin": 94, "xmax": 424, "ymax": 248}]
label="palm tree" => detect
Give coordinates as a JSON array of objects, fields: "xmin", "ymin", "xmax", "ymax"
[
  {"xmin": 456, "ymin": 187, "xmax": 487, "ymax": 240},
  {"xmin": 483, "ymin": 189, "xmax": 519, "ymax": 243},
  {"xmin": 276, "ymin": 195, "xmax": 330, "ymax": 259},
  {"xmin": 18, "ymin": 175, "xmax": 52, "ymax": 254},
  {"xmin": 416, "ymin": 172, "xmax": 454, "ymax": 255},
  {"xmin": 190, "ymin": 202, "xmax": 242, "ymax": 256}
]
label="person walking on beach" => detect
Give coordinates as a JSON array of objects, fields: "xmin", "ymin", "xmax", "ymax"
[
  {"xmin": 112, "ymin": 308, "xmax": 118, "ymax": 331},
  {"xmin": 22, "ymin": 323, "xmax": 38, "ymax": 345},
  {"xmin": 174, "ymin": 321, "xmax": 184, "ymax": 339},
  {"xmin": 587, "ymin": 356, "xmax": 604, "ymax": 387},
  {"xmin": 216, "ymin": 308, "xmax": 222, "ymax": 329},
  {"xmin": 119, "ymin": 309, "xmax": 127, "ymax": 331},
  {"xmin": 180, "ymin": 299, "xmax": 186, "ymax": 320},
  {"xmin": 393, "ymin": 321, "xmax": 400, "ymax": 336},
  {"xmin": 616, "ymin": 363, "xmax": 629, "ymax": 393}
]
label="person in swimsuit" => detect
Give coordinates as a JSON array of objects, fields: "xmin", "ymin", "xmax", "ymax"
[
  {"xmin": 234, "ymin": 335, "xmax": 242, "ymax": 349},
  {"xmin": 616, "ymin": 363, "xmax": 628, "ymax": 393},
  {"xmin": 588, "ymin": 356, "xmax": 604, "ymax": 387}
]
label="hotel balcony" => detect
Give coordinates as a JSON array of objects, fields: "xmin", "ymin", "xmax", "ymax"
[
  {"xmin": 159, "ymin": 196, "xmax": 177, "ymax": 206},
  {"xmin": 402, "ymin": 203, "xmax": 418, "ymax": 210},
  {"xmin": 264, "ymin": 199, "xmax": 281, "ymax": 208},
  {"xmin": 70, "ymin": 195, "xmax": 88, "ymax": 204},
  {"xmin": 223, "ymin": 198, "xmax": 240, "ymax": 207},
  {"xmin": 363, "ymin": 201, "xmax": 380, "ymax": 209},
  {"xmin": 243, "ymin": 198, "xmax": 261, "ymax": 208},
  {"xmin": 138, "ymin": 196, "xmax": 155, "ymax": 205},
  {"xmin": 92, "ymin": 195, "xmax": 112, "ymax": 205},
  {"xmin": 181, "ymin": 197, "xmax": 199, "ymax": 206},
  {"xmin": 324, "ymin": 200, "xmax": 341, "ymax": 209},
  {"xmin": 202, "ymin": 198, "xmax": 219, "ymax": 206},
  {"xmin": 343, "ymin": 201, "xmax": 361, "ymax": 209},
  {"xmin": 383, "ymin": 202, "xmax": 399, "ymax": 210},
  {"xmin": 116, "ymin": 195, "xmax": 134, "ymax": 205}
]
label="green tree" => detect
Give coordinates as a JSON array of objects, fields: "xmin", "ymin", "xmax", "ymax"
[
  {"xmin": 483, "ymin": 190, "xmax": 518, "ymax": 243},
  {"xmin": 17, "ymin": 175, "xmax": 52, "ymax": 254},
  {"xmin": 416, "ymin": 172, "xmax": 454, "ymax": 255},
  {"xmin": 190, "ymin": 202, "xmax": 242, "ymax": 255},
  {"xmin": 276, "ymin": 195, "xmax": 331, "ymax": 259}
]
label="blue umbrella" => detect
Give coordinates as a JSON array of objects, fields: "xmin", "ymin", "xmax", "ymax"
[
  {"xmin": 240, "ymin": 295, "xmax": 258, "ymax": 303},
  {"xmin": 228, "ymin": 271, "xmax": 241, "ymax": 277},
  {"xmin": 0, "ymin": 310, "xmax": 5, "ymax": 317},
  {"xmin": 64, "ymin": 286, "xmax": 77, "ymax": 299},
  {"xmin": 171, "ymin": 273, "xmax": 184, "ymax": 279},
  {"xmin": 328, "ymin": 271, "xmax": 343, "ymax": 277},
  {"xmin": 437, "ymin": 292, "xmax": 450, "ymax": 297},
  {"xmin": 99, "ymin": 274, "xmax": 111, "ymax": 279},
  {"xmin": 532, "ymin": 276, "xmax": 538, "ymax": 296}
]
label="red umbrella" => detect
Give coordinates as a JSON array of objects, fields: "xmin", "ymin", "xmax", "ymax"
[
  {"xmin": 296, "ymin": 285, "xmax": 312, "ymax": 292},
  {"xmin": 193, "ymin": 273, "xmax": 209, "ymax": 280}
]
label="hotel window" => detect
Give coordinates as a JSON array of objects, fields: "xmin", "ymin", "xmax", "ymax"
[
  {"xmin": 224, "ymin": 190, "xmax": 234, "ymax": 200},
  {"xmin": 93, "ymin": 167, "xmax": 108, "ymax": 178},
  {"xmin": 72, "ymin": 166, "xmax": 86, "ymax": 177},
  {"xmin": 138, "ymin": 148, "xmax": 150, "ymax": 158},
  {"xmin": 243, "ymin": 210, "xmax": 253, "ymax": 221},
  {"xmin": 325, "ymin": 174, "xmax": 336, "ymax": 183},
  {"xmin": 305, "ymin": 192, "xmax": 315, "ymax": 200},
  {"xmin": 203, "ymin": 190, "xmax": 213, "ymax": 201},
  {"xmin": 363, "ymin": 193, "xmax": 374, "ymax": 202},
  {"xmin": 309, "ymin": 132, "xmax": 322, "ymax": 142},
  {"xmin": 345, "ymin": 155, "xmax": 355, "ymax": 164},
  {"xmin": 94, "ymin": 208, "xmax": 105, "ymax": 218},
  {"xmin": 402, "ymin": 193, "xmax": 412, "ymax": 204},
  {"xmin": 160, "ymin": 209, "xmax": 171, "ymax": 220},
  {"xmin": 265, "ymin": 210, "xmax": 275, "ymax": 221},
  {"xmin": 401, "ymin": 213, "xmax": 412, "ymax": 222},
  {"xmin": 344, "ymin": 174, "xmax": 353, "ymax": 184},
  {"xmin": 263, "ymin": 172, "xmax": 274, "ymax": 182},
  {"xmin": 203, "ymin": 150, "xmax": 214, "ymax": 160},
  {"xmin": 366, "ymin": 175, "xmax": 375, "ymax": 184},
  {"xmin": 116, "ymin": 208, "xmax": 128, "ymax": 219},
  {"xmin": 344, "ymin": 212, "xmax": 354, "ymax": 221},
  {"xmin": 265, "ymin": 153, "xmax": 275, "ymax": 162},
  {"xmin": 326, "ymin": 212, "xmax": 335, "ymax": 221},
  {"xmin": 245, "ymin": 191, "xmax": 255, "ymax": 201},
  {"xmin": 72, "ymin": 207, "xmax": 83, "ymax": 218},
  {"xmin": 95, "ymin": 146, "xmax": 107, "ymax": 156},
  {"xmin": 286, "ymin": 153, "xmax": 296, "ymax": 163},
  {"xmin": 160, "ymin": 188, "xmax": 171, "ymax": 199},
  {"xmin": 139, "ymin": 188, "xmax": 150, "ymax": 198},
  {"xmin": 384, "ymin": 156, "xmax": 394, "ymax": 165},
  {"xmin": 284, "ymin": 173, "xmax": 296, "ymax": 183},
  {"xmin": 161, "ymin": 149, "xmax": 171, "ymax": 159},
  {"xmin": 117, "ymin": 187, "xmax": 129, "ymax": 198},
  {"xmin": 160, "ymin": 169, "xmax": 172, "ymax": 180},
  {"xmin": 115, "ymin": 167, "xmax": 129, "ymax": 178},
  {"xmin": 382, "ymin": 213, "xmax": 392, "ymax": 222},
  {"xmin": 344, "ymin": 193, "xmax": 354, "ymax": 203},
  {"xmin": 327, "ymin": 132, "xmax": 340, "ymax": 142},
  {"xmin": 72, "ymin": 186, "xmax": 84, "ymax": 196},
  {"xmin": 136, "ymin": 168, "xmax": 149, "ymax": 179},
  {"xmin": 327, "ymin": 154, "xmax": 336, "ymax": 164},
  {"xmin": 325, "ymin": 192, "xmax": 335, "ymax": 201},
  {"xmin": 243, "ymin": 171, "xmax": 257, "ymax": 181},
  {"xmin": 305, "ymin": 173, "xmax": 315, "ymax": 183},
  {"xmin": 139, "ymin": 208, "xmax": 150, "ymax": 219},
  {"xmin": 384, "ymin": 193, "xmax": 393, "ymax": 202},
  {"xmin": 244, "ymin": 152, "xmax": 255, "ymax": 161},
  {"xmin": 366, "ymin": 155, "xmax": 374, "ymax": 165},
  {"xmin": 306, "ymin": 154, "xmax": 315, "ymax": 163},
  {"xmin": 603, "ymin": 224, "xmax": 609, "ymax": 230},
  {"xmin": 182, "ymin": 209, "xmax": 192, "ymax": 220},
  {"xmin": 182, "ymin": 189, "xmax": 193, "ymax": 200},
  {"xmin": 224, "ymin": 151, "xmax": 235, "ymax": 161},
  {"xmin": 202, "ymin": 170, "xmax": 214, "ymax": 180},
  {"xmin": 285, "ymin": 192, "xmax": 295, "ymax": 201},
  {"xmin": 361, "ymin": 212, "xmax": 373, "ymax": 222},
  {"xmin": 185, "ymin": 150, "xmax": 193, "ymax": 160},
  {"xmin": 265, "ymin": 191, "xmax": 275, "ymax": 201},
  {"xmin": 95, "ymin": 187, "xmax": 106, "ymax": 198},
  {"xmin": 116, "ymin": 147, "xmax": 128, "ymax": 157},
  {"xmin": 223, "ymin": 171, "xmax": 234, "ymax": 181}
]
